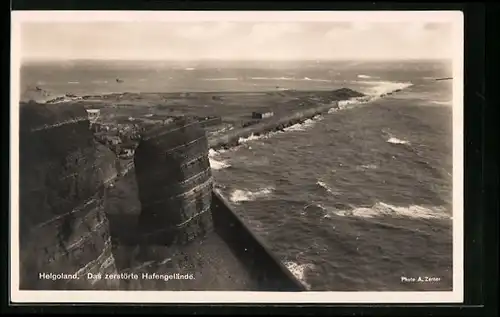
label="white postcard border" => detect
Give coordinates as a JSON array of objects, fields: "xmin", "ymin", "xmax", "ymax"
[{"xmin": 10, "ymin": 10, "xmax": 464, "ymax": 304}]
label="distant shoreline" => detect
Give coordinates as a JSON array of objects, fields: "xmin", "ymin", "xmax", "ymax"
[
  {"xmin": 21, "ymin": 87, "xmax": 366, "ymax": 105},
  {"xmin": 20, "ymin": 58, "xmax": 454, "ymax": 65}
]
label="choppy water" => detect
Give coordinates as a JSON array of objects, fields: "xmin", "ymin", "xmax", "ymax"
[{"xmin": 21, "ymin": 59, "xmax": 454, "ymax": 291}]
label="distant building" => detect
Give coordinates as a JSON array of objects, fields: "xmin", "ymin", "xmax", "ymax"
[
  {"xmin": 106, "ymin": 136, "xmax": 122, "ymax": 146},
  {"xmin": 86, "ymin": 109, "xmax": 100, "ymax": 124},
  {"xmin": 118, "ymin": 148, "xmax": 135, "ymax": 159},
  {"xmin": 252, "ymin": 111, "xmax": 274, "ymax": 119}
]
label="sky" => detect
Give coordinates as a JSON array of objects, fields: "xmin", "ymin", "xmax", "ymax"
[{"xmin": 20, "ymin": 21, "xmax": 454, "ymax": 61}]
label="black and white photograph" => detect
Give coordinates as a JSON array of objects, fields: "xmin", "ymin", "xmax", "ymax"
[{"xmin": 10, "ymin": 11, "xmax": 464, "ymax": 303}]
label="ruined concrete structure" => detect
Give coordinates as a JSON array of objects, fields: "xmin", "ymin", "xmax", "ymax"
[
  {"xmin": 252, "ymin": 111, "xmax": 274, "ymax": 119},
  {"xmin": 19, "ymin": 102, "xmax": 118, "ymax": 290}
]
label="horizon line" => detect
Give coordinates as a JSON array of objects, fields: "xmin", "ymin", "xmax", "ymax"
[{"xmin": 21, "ymin": 57, "xmax": 453, "ymax": 63}]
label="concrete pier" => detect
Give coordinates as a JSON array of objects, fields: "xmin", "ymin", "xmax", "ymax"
[{"xmin": 209, "ymin": 102, "xmax": 338, "ymax": 150}]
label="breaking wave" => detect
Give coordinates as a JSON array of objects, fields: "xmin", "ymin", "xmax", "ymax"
[
  {"xmin": 208, "ymin": 148, "xmax": 225, "ymax": 157},
  {"xmin": 359, "ymin": 80, "xmax": 414, "ymax": 97},
  {"xmin": 387, "ymin": 137, "xmax": 410, "ymax": 145},
  {"xmin": 303, "ymin": 77, "xmax": 331, "ymax": 82},
  {"xmin": 357, "ymin": 74, "xmax": 372, "ymax": 79},
  {"xmin": 237, "ymin": 131, "xmax": 283, "ymax": 145},
  {"xmin": 209, "ymin": 158, "xmax": 231, "ymax": 170},
  {"xmin": 316, "ymin": 180, "xmax": 337, "ymax": 195},
  {"xmin": 325, "ymin": 202, "xmax": 450, "ymax": 219},
  {"xmin": 338, "ymin": 98, "xmax": 364, "ymax": 108},
  {"xmin": 202, "ymin": 78, "xmax": 239, "ymax": 81},
  {"xmin": 357, "ymin": 164, "xmax": 378, "ymax": 170},
  {"xmin": 431, "ymin": 100, "xmax": 453, "ymax": 106},
  {"xmin": 283, "ymin": 115, "xmax": 323, "ymax": 132},
  {"xmin": 237, "ymin": 115, "xmax": 324, "ymax": 145},
  {"xmin": 283, "ymin": 261, "xmax": 314, "ymax": 290},
  {"xmin": 326, "ymin": 96, "xmax": 372, "ymax": 113},
  {"xmin": 249, "ymin": 76, "xmax": 331, "ymax": 82},
  {"xmin": 238, "ymin": 134, "xmax": 265, "ymax": 144},
  {"xmin": 208, "ymin": 148, "xmax": 231, "ymax": 170},
  {"xmin": 229, "ymin": 187, "xmax": 275, "ymax": 203},
  {"xmin": 250, "ymin": 76, "xmax": 296, "ymax": 81}
]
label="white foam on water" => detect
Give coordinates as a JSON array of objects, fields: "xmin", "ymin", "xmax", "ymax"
[
  {"xmin": 238, "ymin": 133, "xmax": 264, "ymax": 144},
  {"xmin": 431, "ymin": 100, "xmax": 453, "ymax": 106},
  {"xmin": 185, "ymin": 68, "xmax": 195, "ymax": 71},
  {"xmin": 283, "ymin": 115, "xmax": 323, "ymax": 132},
  {"xmin": 250, "ymin": 76, "xmax": 296, "ymax": 81},
  {"xmin": 359, "ymin": 80, "xmax": 414, "ymax": 97},
  {"xmin": 357, "ymin": 74, "xmax": 372, "ymax": 79},
  {"xmin": 316, "ymin": 180, "xmax": 336, "ymax": 195},
  {"xmin": 236, "ymin": 114, "xmax": 325, "ymax": 145},
  {"xmin": 237, "ymin": 130, "xmax": 285, "ymax": 144},
  {"xmin": 208, "ymin": 148, "xmax": 217, "ymax": 157},
  {"xmin": 229, "ymin": 187, "xmax": 274, "ymax": 203},
  {"xmin": 357, "ymin": 164, "xmax": 378, "ymax": 170},
  {"xmin": 387, "ymin": 137, "xmax": 410, "ymax": 145},
  {"xmin": 249, "ymin": 76, "xmax": 330, "ymax": 82},
  {"xmin": 338, "ymin": 98, "xmax": 360, "ymax": 108},
  {"xmin": 300, "ymin": 77, "xmax": 331, "ymax": 82},
  {"xmin": 332, "ymin": 95, "xmax": 374, "ymax": 111},
  {"xmin": 328, "ymin": 107, "xmax": 339, "ymax": 114},
  {"xmin": 208, "ymin": 148, "xmax": 231, "ymax": 170},
  {"xmin": 283, "ymin": 123, "xmax": 305, "ymax": 132},
  {"xmin": 329, "ymin": 202, "xmax": 450, "ymax": 219},
  {"xmin": 201, "ymin": 78, "xmax": 239, "ymax": 81},
  {"xmin": 209, "ymin": 158, "xmax": 231, "ymax": 170},
  {"xmin": 283, "ymin": 261, "xmax": 314, "ymax": 290},
  {"xmin": 68, "ymin": 81, "xmax": 80, "ymax": 84}
]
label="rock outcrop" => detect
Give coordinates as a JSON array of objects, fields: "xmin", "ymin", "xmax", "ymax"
[
  {"xmin": 94, "ymin": 142, "xmax": 119, "ymax": 187},
  {"xmin": 329, "ymin": 87, "xmax": 366, "ymax": 99},
  {"xmin": 19, "ymin": 101, "xmax": 119, "ymax": 290},
  {"xmin": 134, "ymin": 117, "xmax": 214, "ymax": 246}
]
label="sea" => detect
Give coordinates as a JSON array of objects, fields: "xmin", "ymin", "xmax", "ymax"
[{"xmin": 20, "ymin": 59, "xmax": 454, "ymax": 291}]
